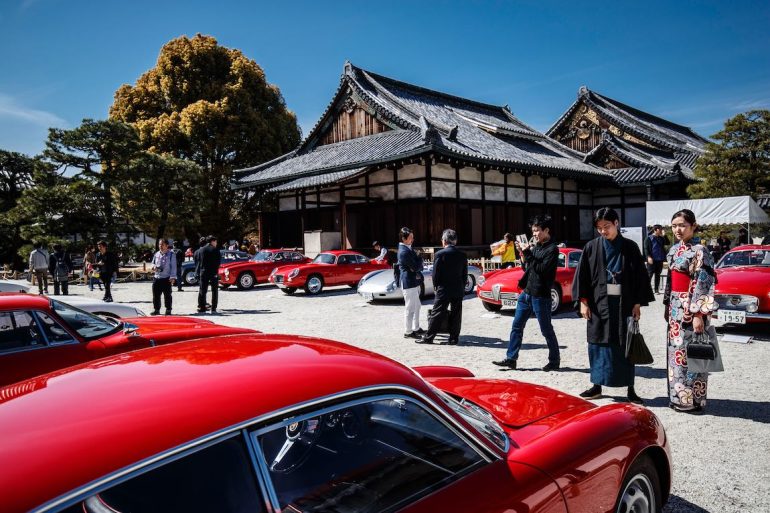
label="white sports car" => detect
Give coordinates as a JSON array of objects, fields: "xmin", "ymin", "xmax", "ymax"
[
  {"xmin": 357, "ymin": 265, "xmax": 482, "ymax": 302},
  {"xmin": 0, "ymin": 280, "xmax": 145, "ymax": 318}
]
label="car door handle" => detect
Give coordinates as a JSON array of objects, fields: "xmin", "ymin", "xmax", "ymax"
[{"xmin": 355, "ymin": 268, "xmax": 361, "ymax": 270}]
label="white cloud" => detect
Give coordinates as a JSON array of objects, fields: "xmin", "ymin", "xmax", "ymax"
[{"xmin": 0, "ymin": 93, "xmax": 66, "ymax": 128}]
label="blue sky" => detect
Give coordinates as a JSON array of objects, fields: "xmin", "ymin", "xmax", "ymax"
[{"xmin": 1, "ymin": 0, "xmax": 769, "ymax": 156}]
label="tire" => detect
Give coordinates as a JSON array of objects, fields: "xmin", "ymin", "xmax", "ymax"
[
  {"xmin": 236, "ymin": 272, "xmax": 255, "ymax": 290},
  {"xmin": 464, "ymin": 275, "xmax": 476, "ymax": 294},
  {"xmin": 482, "ymin": 301, "xmax": 503, "ymax": 312},
  {"xmin": 184, "ymin": 270, "xmax": 198, "ymax": 286},
  {"xmin": 348, "ymin": 283, "xmax": 357, "ymax": 288},
  {"xmin": 304, "ymin": 275, "xmax": 324, "ymax": 295},
  {"xmin": 550, "ymin": 286, "xmax": 562, "ymax": 314},
  {"xmin": 281, "ymin": 287, "xmax": 297, "ymax": 295},
  {"xmin": 615, "ymin": 455, "xmax": 662, "ymax": 513}
]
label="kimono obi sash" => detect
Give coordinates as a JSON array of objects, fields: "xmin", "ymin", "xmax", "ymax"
[{"xmin": 670, "ymin": 269, "xmax": 691, "ymax": 292}]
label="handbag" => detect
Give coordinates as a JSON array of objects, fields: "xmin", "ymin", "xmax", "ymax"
[
  {"xmin": 686, "ymin": 326, "xmax": 724, "ymax": 373},
  {"xmin": 625, "ymin": 318, "xmax": 654, "ymax": 365}
]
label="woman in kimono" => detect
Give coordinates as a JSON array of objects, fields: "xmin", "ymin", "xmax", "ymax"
[
  {"xmin": 572, "ymin": 208, "xmax": 654, "ymax": 404},
  {"xmin": 665, "ymin": 209, "xmax": 716, "ymax": 414}
]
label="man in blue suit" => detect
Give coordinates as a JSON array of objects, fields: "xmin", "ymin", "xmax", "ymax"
[
  {"xmin": 418, "ymin": 229, "xmax": 468, "ymax": 345},
  {"xmin": 397, "ymin": 227, "xmax": 425, "ymax": 339}
]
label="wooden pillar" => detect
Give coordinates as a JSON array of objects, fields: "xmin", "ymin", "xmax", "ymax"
[
  {"xmin": 426, "ymin": 157, "xmax": 433, "ymax": 242},
  {"xmin": 620, "ymin": 187, "xmax": 626, "ymax": 225},
  {"xmin": 480, "ymin": 167, "xmax": 486, "ymax": 243},
  {"xmin": 523, "ymin": 173, "xmax": 529, "ymax": 228},
  {"xmin": 340, "ymin": 183, "xmax": 348, "ymax": 249},
  {"xmin": 257, "ymin": 211, "xmax": 264, "ymax": 248},
  {"xmin": 300, "ymin": 192, "xmax": 307, "ymax": 245},
  {"xmin": 393, "ymin": 166, "xmax": 400, "ymax": 229}
]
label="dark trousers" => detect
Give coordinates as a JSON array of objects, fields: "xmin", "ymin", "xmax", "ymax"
[
  {"xmin": 53, "ymin": 278, "xmax": 69, "ymax": 295},
  {"xmin": 33, "ymin": 270, "xmax": 48, "ymax": 294},
  {"xmin": 103, "ymin": 275, "xmax": 113, "ymax": 300},
  {"xmin": 152, "ymin": 278, "xmax": 173, "ymax": 313},
  {"xmin": 176, "ymin": 267, "xmax": 183, "ymax": 290},
  {"xmin": 648, "ymin": 260, "xmax": 664, "ymax": 292},
  {"xmin": 506, "ymin": 292, "xmax": 560, "ymax": 364},
  {"xmin": 426, "ymin": 296, "xmax": 463, "ymax": 341},
  {"xmin": 198, "ymin": 275, "xmax": 218, "ymax": 311}
]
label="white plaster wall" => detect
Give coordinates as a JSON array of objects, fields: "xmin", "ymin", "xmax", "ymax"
[
  {"xmin": 368, "ymin": 168, "xmax": 394, "ymax": 185},
  {"xmin": 432, "ymin": 181, "xmax": 456, "ymax": 198},
  {"xmin": 399, "ymin": 164, "xmax": 425, "ymax": 181},
  {"xmin": 370, "ymin": 185, "xmax": 395, "ymax": 201},
  {"xmin": 580, "ymin": 209, "xmax": 595, "ymax": 239},
  {"xmin": 485, "ymin": 170, "xmax": 505, "ymax": 184},
  {"xmin": 320, "ymin": 191, "xmax": 340, "ymax": 203},
  {"xmin": 279, "ymin": 196, "xmax": 296, "ymax": 212},
  {"xmin": 398, "ymin": 181, "xmax": 427, "ymax": 199},
  {"xmin": 546, "ymin": 191, "xmax": 562, "ymax": 204},
  {"xmin": 460, "ymin": 183, "xmax": 482, "ymax": 200},
  {"xmin": 346, "ymin": 188, "xmax": 367, "ymax": 198},
  {"xmin": 580, "ymin": 193, "xmax": 592, "ymax": 205},
  {"xmin": 564, "ymin": 192, "xmax": 578, "ymax": 205},
  {"xmin": 529, "ymin": 189, "xmax": 544, "ymax": 203},
  {"xmin": 564, "ymin": 179, "xmax": 578, "ymax": 191},
  {"xmin": 432, "ymin": 163, "xmax": 456, "ymax": 180},
  {"xmin": 485, "ymin": 185, "xmax": 505, "ymax": 201},
  {"xmin": 595, "ymin": 196, "xmax": 621, "ymax": 205},
  {"xmin": 460, "ymin": 167, "xmax": 481, "ymax": 182},
  {"xmin": 507, "ymin": 173, "xmax": 525, "ymax": 186},
  {"xmin": 508, "ymin": 187, "xmax": 526, "ymax": 202},
  {"xmin": 528, "ymin": 175, "xmax": 544, "ymax": 187}
]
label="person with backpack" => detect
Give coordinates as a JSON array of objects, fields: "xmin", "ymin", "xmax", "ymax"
[
  {"xmin": 171, "ymin": 242, "xmax": 185, "ymax": 292},
  {"xmin": 28, "ymin": 242, "xmax": 50, "ymax": 295},
  {"xmin": 48, "ymin": 244, "xmax": 73, "ymax": 295}
]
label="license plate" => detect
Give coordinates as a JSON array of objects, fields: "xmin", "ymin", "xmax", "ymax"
[
  {"xmin": 717, "ymin": 309, "xmax": 746, "ymax": 324},
  {"xmin": 503, "ymin": 299, "xmax": 518, "ymax": 307},
  {"xmin": 361, "ymin": 293, "xmax": 373, "ymax": 301}
]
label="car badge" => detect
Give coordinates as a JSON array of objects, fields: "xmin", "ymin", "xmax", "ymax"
[
  {"xmin": 730, "ymin": 297, "xmax": 741, "ymax": 306},
  {"xmin": 492, "ymin": 284, "xmax": 502, "ymax": 301}
]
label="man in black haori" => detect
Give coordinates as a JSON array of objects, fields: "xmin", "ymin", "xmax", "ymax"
[{"xmin": 572, "ymin": 207, "xmax": 653, "ymax": 404}]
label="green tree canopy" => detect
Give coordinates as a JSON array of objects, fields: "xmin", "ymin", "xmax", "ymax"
[
  {"xmin": 109, "ymin": 34, "xmax": 302, "ymax": 239},
  {"xmin": 688, "ymin": 110, "xmax": 770, "ymax": 200}
]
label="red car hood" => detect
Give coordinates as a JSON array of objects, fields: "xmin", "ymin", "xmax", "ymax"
[
  {"xmin": 123, "ymin": 316, "xmax": 215, "ymax": 331},
  {"xmin": 481, "ymin": 267, "xmax": 524, "ymax": 289},
  {"xmin": 428, "ymin": 377, "xmax": 589, "ymax": 428},
  {"xmin": 715, "ymin": 266, "xmax": 770, "ymax": 294}
]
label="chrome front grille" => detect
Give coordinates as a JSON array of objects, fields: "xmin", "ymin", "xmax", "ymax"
[{"xmin": 714, "ymin": 294, "xmax": 758, "ymax": 311}]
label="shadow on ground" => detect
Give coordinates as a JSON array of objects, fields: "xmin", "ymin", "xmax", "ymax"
[
  {"xmin": 645, "ymin": 396, "xmax": 770, "ymax": 423},
  {"xmin": 664, "ymin": 495, "xmax": 711, "ymax": 512}
]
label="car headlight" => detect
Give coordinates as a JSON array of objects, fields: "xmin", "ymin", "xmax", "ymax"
[
  {"xmin": 288, "ymin": 269, "xmax": 300, "ymax": 279},
  {"xmin": 358, "ymin": 276, "xmax": 367, "ymax": 288},
  {"xmin": 747, "ymin": 301, "xmax": 759, "ymax": 313},
  {"xmin": 478, "ymin": 275, "xmax": 486, "ymax": 286},
  {"xmin": 386, "ymin": 281, "xmax": 397, "ymax": 293},
  {"xmin": 224, "ymin": 269, "xmax": 230, "ymax": 278}
]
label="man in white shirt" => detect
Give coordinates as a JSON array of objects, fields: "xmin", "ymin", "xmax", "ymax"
[
  {"xmin": 28, "ymin": 242, "xmax": 50, "ymax": 295},
  {"xmin": 372, "ymin": 241, "xmax": 388, "ymax": 262}
]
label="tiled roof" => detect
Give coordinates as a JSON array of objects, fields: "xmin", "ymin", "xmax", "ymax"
[
  {"xmin": 233, "ymin": 63, "xmax": 611, "ymax": 190},
  {"xmin": 609, "ymin": 166, "xmax": 688, "ymax": 185},
  {"xmin": 268, "ymin": 168, "xmax": 367, "ymax": 193},
  {"xmin": 757, "ymin": 194, "xmax": 770, "ymax": 210}
]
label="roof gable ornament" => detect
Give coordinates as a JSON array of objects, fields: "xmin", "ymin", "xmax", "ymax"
[{"xmin": 419, "ymin": 116, "xmax": 441, "ymax": 144}]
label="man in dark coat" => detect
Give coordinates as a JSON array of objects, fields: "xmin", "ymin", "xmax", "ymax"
[
  {"xmin": 171, "ymin": 242, "xmax": 185, "ymax": 291},
  {"xmin": 48, "ymin": 244, "xmax": 72, "ymax": 296},
  {"xmin": 197, "ymin": 236, "xmax": 221, "ymax": 314},
  {"xmin": 418, "ymin": 229, "xmax": 468, "ymax": 345},
  {"xmin": 94, "ymin": 240, "xmax": 118, "ymax": 302},
  {"xmin": 643, "ymin": 224, "xmax": 669, "ymax": 294}
]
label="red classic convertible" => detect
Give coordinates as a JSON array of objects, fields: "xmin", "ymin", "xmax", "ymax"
[
  {"xmin": 477, "ymin": 247, "xmax": 582, "ymax": 313},
  {"xmin": 218, "ymin": 249, "xmax": 311, "ymax": 290},
  {"xmin": 713, "ymin": 244, "xmax": 770, "ymax": 325},
  {"xmin": 0, "ymin": 334, "xmax": 670, "ymax": 513},
  {"xmin": 0, "ymin": 293, "xmax": 257, "ymax": 387},
  {"xmin": 269, "ymin": 250, "xmax": 390, "ymax": 295}
]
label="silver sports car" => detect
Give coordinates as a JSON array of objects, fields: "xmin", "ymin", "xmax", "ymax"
[{"xmin": 357, "ymin": 265, "xmax": 481, "ymax": 302}]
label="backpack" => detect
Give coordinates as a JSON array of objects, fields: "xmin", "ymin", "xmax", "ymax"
[{"xmin": 55, "ymin": 254, "xmax": 69, "ymax": 281}]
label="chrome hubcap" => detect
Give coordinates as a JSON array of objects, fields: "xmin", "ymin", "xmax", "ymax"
[
  {"xmin": 186, "ymin": 272, "xmax": 197, "ymax": 284},
  {"xmin": 308, "ymin": 277, "xmax": 322, "ymax": 293},
  {"xmin": 618, "ymin": 473, "xmax": 655, "ymax": 513},
  {"xmin": 240, "ymin": 274, "xmax": 253, "ymax": 287},
  {"xmin": 465, "ymin": 276, "xmax": 474, "ymax": 293},
  {"xmin": 551, "ymin": 289, "xmax": 559, "ymax": 312}
]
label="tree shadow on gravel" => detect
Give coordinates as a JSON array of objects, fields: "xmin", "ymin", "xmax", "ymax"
[
  {"xmin": 644, "ymin": 396, "xmax": 770, "ymax": 423},
  {"xmin": 634, "ymin": 366, "xmax": 668, "ymax": 379},
  {"xmin": 215, "ymin": 309, "xmax": 278, "ymax": 315},
  {"xmin": 664, "ymin": 495, "xmax": 711, "ymax": 512},
  {"xmin": 457, "ymin": 335, "xmax": 506, "ymax": 348},
  {"xmin": 301, "ymin": 288, "xmax": 358, "ymax": 298}
]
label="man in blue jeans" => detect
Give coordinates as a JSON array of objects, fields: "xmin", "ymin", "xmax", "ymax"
[{"xmin": 493, "ymin": 215, "xmax": 561, "ymax": 371}]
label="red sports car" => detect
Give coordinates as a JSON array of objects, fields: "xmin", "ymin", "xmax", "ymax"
[
  {"xmin": 218, "ymin": 249, "xmax": 311, "ymax": 290},
  {"xmin": 477, "ymin": 247, "xmax": 582, "ymax": 313},
  {"xmin": 0, "ymin": 334, "xmax": 670, "ymax": 513},
  {"xmin": 269, "ymin": 250, "xmax": 390, "ymax": 295},
  {"xmin": 713, "ymin": 244, "xmax": 770, "ymax": 325},
  {"xmin": 0, "ymin": 293, "xmax": 257, "ymax": 387}
]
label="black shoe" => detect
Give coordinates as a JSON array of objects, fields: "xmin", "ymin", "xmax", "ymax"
[
  {"xmin": 177, "ymin": 288, "xmax": 183, "ymax": 292},
  {"xmin": 416, "ymin": 336, "xmax": 435, "ymax": 344},
  {"xmin": 150, "ymin": 311, "xmax": 160, "ymax": 316},
  {"xmin": 415, "ymin": 328, "xmax": 426, "ymax": 335},
  {"xmin": 164, "ymin": 310, "xmax": 172, "ymax": 315},
  {"xmin": 579, "ymin": 385, "xmax": 602, "ymax": 399},
  {"xmin": 197, "ymin": 308, "xmax": 207, "ymax": 313},
  {"xmin": 447, "ymin": 338, "xmax": 459, "ymax": 345},
  {"xmin": 627, "ymin": 387, "xmax": 644, "ymax": 405},
  {"xmin": 542, "ymin": 362, "xmax": 560, "ymax": 372},
  {"xmin": 669, "ymin": 404, "xmax": 703, "ymax": 414},
  {"xmin": 404, "ymin": 331, "xmax": 419, "ymax": 339},
  {"xmin": 210, "ymin": 309, "xmax": 217, "ymax": 314},
  {"xmin": 492, "ymin": 358, "xmax": 517, "ymax": 369},
  {"xmin": 104, "ymin": 298, "xmax": 113, "ymax": 303}
]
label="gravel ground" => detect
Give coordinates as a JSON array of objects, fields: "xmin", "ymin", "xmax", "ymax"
[{"xmin": 68, "ymin": 280, "xmax": 770, "ymax": 512}]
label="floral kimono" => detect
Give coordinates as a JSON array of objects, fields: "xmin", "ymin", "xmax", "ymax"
[{"xmin": 664, "ymin": 240, "xmax": 717, "ymax": 410}]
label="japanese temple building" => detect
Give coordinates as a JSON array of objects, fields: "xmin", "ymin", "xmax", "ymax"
[{"xmin": 232, "ymin": 63, "xmax": 707, "ymax": 251}]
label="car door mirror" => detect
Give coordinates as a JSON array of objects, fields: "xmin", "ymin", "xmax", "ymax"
[{"xmin": 86, "ymin": 340, "xmax": 107, "ymax": 352}]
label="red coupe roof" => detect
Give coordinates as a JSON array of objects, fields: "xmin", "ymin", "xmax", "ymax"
[
  {"xmin": 725, "ymin": 244, "xmax": 770, "ymax": 252},
  {"xmin": 0, "ymin": 334, "xmax": 429, "ymax": 512},
  {"xmin": 319, "ymin": 250, "xmax": 365, "ymax": 256},
  {"xmin": 0, "ymin": 292, "xmax": 50, "ymax": 309}
]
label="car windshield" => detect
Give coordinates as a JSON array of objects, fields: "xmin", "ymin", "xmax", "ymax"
[
  {"xmin": 312, "ymin": 253, "xmax": 336, "ymax": 264},
  {"xmin": 50, "ymin": 299, "xmax": 121, "ymax": 340},
  {"xmin": 252, "ymin": 251, "xmax": 274, "ymax": 262},
  {"xmin": 718, "ymin": 249, "xmax": 770, "ymax": 268},
  {"xmin": 432, "ymin": 386, "xmax": 508, "ymax": 452}
]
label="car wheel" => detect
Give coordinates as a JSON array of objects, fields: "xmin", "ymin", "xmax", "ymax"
[
  {"xmin": 348, "ymin": 283, "xmax": 357, "ymax": 288},
  {"xmin": 304, "ymin": 275, "xmax": 324, "ymax": 295},
  {"xmin": 184, "ymin": 270, "xmax": 198, "ymax": 286},
  {"xmin": 281, "ymin": 287, "xmax": 297, "ymax": 295},
  {"xmin": 615, "ymin": 455, "xmax": 662, "ymax": 513},
  {"xmin": 464, "ymin": 274, "xmax": 476, "ymax": 294},
  {"xmin": 237, "ymin": 272, "xmax": 255, "ymax": 290},
  {"xmin": 550, "ymin": 286, "xmax": 562, "ymax": 313},
  {"xmin": 482, "ymin": 301, "xmax": 502, "ymax": 312}
]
